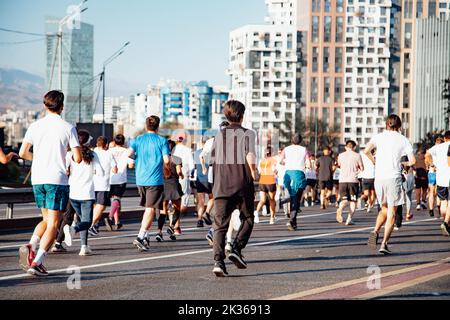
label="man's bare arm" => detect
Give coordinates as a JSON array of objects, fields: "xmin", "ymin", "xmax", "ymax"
[
  {"xmin": 364, "ymin": 143, "xmax": 376, "ymax": 165},
  {"xmin": 19, "ymin": 142, "xmax": 33, "ymax": 161}
]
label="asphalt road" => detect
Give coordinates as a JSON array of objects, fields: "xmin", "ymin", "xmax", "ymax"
[{"xmin": 0, "ymin": 204, "xmax": 449, "ymax": 300}]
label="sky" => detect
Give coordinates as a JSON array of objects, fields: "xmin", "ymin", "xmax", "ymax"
[{"xmin": 0, "ymin": 0, "xmax": 266, "ymax": 96}]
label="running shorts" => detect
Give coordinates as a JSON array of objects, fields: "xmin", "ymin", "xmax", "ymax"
[
  {"xmin": 339, "ymin": 183, "xmax": 359, "ymax": 202},
  {"xmin": 138, "ymin": 186, "xmax": 164, "ymax": 209}
]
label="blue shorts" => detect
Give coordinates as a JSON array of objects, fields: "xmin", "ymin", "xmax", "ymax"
[
  {"xmin": 428, "ymin": 172, "xmax": 436, "ymax": 186},
  {"xmin": 32, "ymin": 184, "xmax": 70, "ymax": 211}
]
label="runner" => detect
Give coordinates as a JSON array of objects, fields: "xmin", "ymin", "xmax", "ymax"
[
  {"xmin": 210, "ymin": 100, "xmax": 258, "ymax": 277},
  {"xmin": 414, "ymin": 147, "xmax": 429, "ymax": 211},
  {"xmin": 426, "ymin": 135, "xmax": 444, "ymax": 217},
  {"xmin": 107, "ymin": 134, "xmax": 135, "ymax": 230},
  {"xmin": 63, "ymin": 130, "xmax": 105, "ymax": 256},
  {"xmin": 193, "ymin": 137, "xmax": 214, "ymax": 228},
  {"xmin": 254, "ymin": 147, "xmax": 278, "ymax": 224},
  {"xmin": 280, "ymin": 133, "xmax": 311, "ymax": 231},
  {"xmin": 365, "ymin": 114, "xmax": 415, "ymax": 255},
  {"xmin": 316, "ymin": 147, "xmax": 335, "ymax": 210},
  {"xmin": 304, "ymin": 154, "xmax": 317, "ymax": 208},
  {"xmin": 360, "ymin": 148, "xmax": 376, "ymax": 213},
  {"xmin": 332, "ymin": 155, "xmax": 341, "ymax": 208},
  {"xmin": 402, "ymin": 155, "xmax": 415, "ymax": 222},
  {"xmin": 336, "ymin": 140, "xmax": 364, "ymax": 226},
  {"xmin": 426, "ymin": 131, "xmax": 450, "ymax": 236},
  {"xmin": 51, "ymin": 202, "xmax": 76, "ymax": 253},
  {"xmin": 18, "ymin": 90, "xmax": 81, "ymax": 276},
  {"xmin": 275, "ymin": 146, "xmax": 289, "ymax": 217},
  {"xmin": 129, "ymin": 116, "xmax": 170, "ymax": 251},
  {"xmin": 89, "ymin": 137, "xmax": 117, "ymax": 235},
  {"xmin": 172, "ymin": 133, "xmax": 195, "ymax": 236},
  {"xmin": 160, "ymin": 140, "xmax": 184, "ymax": 242}
]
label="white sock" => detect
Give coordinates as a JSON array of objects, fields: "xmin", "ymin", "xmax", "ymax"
[
  {"xmin": 29, "ymin": 235, "xmax": 40, "ymax": 252},
  {"xmin": 145, "ymin": 230, "xmax": 151, "ymax": 238},
  {"xmin": 138, "ymin": 228, "xmax": 147, "ymax": 240},
  {"xmin": 33, "ymin": 248, "xmax": 47, "ymax": 265}
]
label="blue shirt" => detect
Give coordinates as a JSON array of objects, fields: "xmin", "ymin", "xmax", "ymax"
[{"xmin": 130, "ymin": 133, "xmax": 170, "ymax": 187}]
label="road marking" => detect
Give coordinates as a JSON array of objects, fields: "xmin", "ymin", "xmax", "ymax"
[
  {"xmin": 0, "ymin": 210, "xmax": 343, "ymax": 250},
  {"xmin": 0, "ymin": 217, "xmax": 438, "ymax": 282},
  {"xmin": 271, "ymin": 256, "xmax": 450, "ymax": 300}
]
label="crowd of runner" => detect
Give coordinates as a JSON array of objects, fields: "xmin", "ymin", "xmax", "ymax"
[{"xmin": 6, "ymin": 90, "xmax": 449, "ymax": 277}]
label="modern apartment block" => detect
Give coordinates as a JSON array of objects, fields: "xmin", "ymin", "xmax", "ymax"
[
  {"xmin": 45, "ymin": 17, "xmax": 94, "ymax": 125},
  {"xmin": 412, "ymin": 17, "xmax": 450, "ymax": 141},
  {"xmin": 342, "ymin": 0, "xmax": 393, "ymax": 146},
  {"xmin": 398, "ymin": 0, "xmax": 440, "ymax": 140}
]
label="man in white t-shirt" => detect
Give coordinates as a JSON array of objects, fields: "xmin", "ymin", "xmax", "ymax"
[
  {"xmin": 18, "ymin": 90, "xmax": 82, "ymax": 276},
  {"xmin": 364, "ymin": 114, "xmax": 416, "ymax": 255},
  {"xmin": 426, "ymin": 131, "xmax": 450, "ymax": 236}
]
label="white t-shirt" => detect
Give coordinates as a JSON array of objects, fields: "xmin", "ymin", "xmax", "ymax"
[
  {"xmin": 200, "ymin": 138, "xmax": 214, "ymax": 166},
  {"xmin": 282, "ymin": 145, "xmax": 309, "ymax": 171},
  {"xmin": 359, "ymin": 151, "xmax": 375, "ymax": 179},
  {"xmin": 305, "ymin": 160, "xmax": 317, "ymax": 179},
  {"xmin": 428, "ymin": 141, "xmax": 450, "ymax": 187},
  {"xmin": 110, "ymin": 146, "xmax": 134, "ymax": 185},
  {"xmin": 66, "ymin": 151, "xmax": 104, "ymax": 200},
  {"xmin": 22, "ymin": 113, "xmax": 80, "ymax": 185},
  {"xmin": 333, "ymin": 167, "xmax": 341, "ymax": 180},
  {"xmin": 173, "ymin": 144, "xmax": 194, "ymax": 177},
  {"xmin": 93, "ymin": 148, "xmax": 117, "ymax": 191},
  {"xmin": 368, "ymin": 131, "xmax": 413, "ymax": 181}
]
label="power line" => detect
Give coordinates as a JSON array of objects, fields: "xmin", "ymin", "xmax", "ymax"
[
  {"xmin": 0, "ymin": 37, "xmax": 47, "ymax": 45},
  {"xmin": 0, "ymin": 27, "xmax": 54, "ymax": 37}
]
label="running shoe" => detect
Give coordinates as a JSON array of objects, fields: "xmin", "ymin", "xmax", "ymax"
[
  {"xmin": 421, "ymin": 202, "xmax": 427, "ymax": 210},
  {"xmin": 270, "ymin": 217, "xmax": 275, "ymax": 225},
  {"xmin": 19, "ymin": 244, "xmax": 35, "ymax": 272},
  {"xmin": 429, "ymin": 209, "xmax": 435, "ymax": 217},
  {"xmin": 287, "ymin": 222, "xmax": 297, "ymax": 231},
  {"xmin": 51, "ymin": 243, "xmax": 67, "ymax": 253},
  {"xmin": 88, "ymin": 226, "xmax": 99, "ymax": 237},
  {"xmin": 228, "ymin": 247, "xmax": 247, "ymax": 269},
  {"xmin": 167, "ymin": 225, "xmax": 175, "ymax": 236},
  {"xmin": 304, "ymin": 200, "xmax": 309, "ymax": 208},
  {"xmin": 254, "ymin": 211, "xmax": 260, "ymax": 224},
  {"xmin": 27, "ymin": 262, "xmax": 48, "ymax": 277},
  {"xmin": 441, "ymin": 223, "xmax": 450, "ymax": 237},
  {"xmin": 174, "ymin": 228, "xmax": 182, "ymax": 236},
  {"xmin": 104, "ymin": 218, "xmax": 114, "ymax": 231},
  {"xmin": 367, "ymin": 231, "xmax": 379, "ymax": 250},
  {"xmin": 63, "ymin": 225, "xmax": 76, "ymax": 247},
  {"xmin": 416, "ymin": 204, "xmax": 421, "ymax": 211},
  {"xmin": 114, "ymin": 223, "xmax": 123, "ymax": 231},
  {"xmin": 79, "ymin": 245, "xmax": 93, "ymax": 256},
  {"xmin": 202, "ymin": 212, "xmax": 213, "ymax": 226},
  {"xmin": 225, "ymin": 242, "xmax": 232, "ymax": 253},
  {"xmin": 345, "ymin": 218, "xmax": 355, "ymax": 226},
  {"xmin": 155, "ymin": 233, "xmax": 164, "ymax": 242},
  {"xmin": 206, "ymin": 229, "xmax": 214, "ymax": 246},
  {"xmin": 213, "ymin": 260, "xmax": 228, "ymax": 277},
  {"xmin": 336, "ymin": 207, "xmax": 344, "ymax": 224},
  {"xmin": 379, "ymin": 243, "xmax": 392, "ymax": 255},
  {"xmin": 197, "ymin": 220, "xmax": 204, "ymax": 228},
  {"xmin": 144, "ymin": 236, "xmax": 151, "ymax": 248},
  {"xmin": 406, "ymin": 214, "xmax": 413, "ymax": 221},
  {"xmin": 133, "ymin": 237, "xmax": 149, "ymax": 251}
]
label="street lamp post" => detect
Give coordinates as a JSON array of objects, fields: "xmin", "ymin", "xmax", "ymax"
[{"xmin": 101, "ymin": 41, "xmax": 130, "ymax": 136}]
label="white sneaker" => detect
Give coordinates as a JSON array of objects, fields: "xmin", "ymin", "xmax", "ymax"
[
  {"xmin": 254, "ymin": 211, "xmax": 260, "ymax": 224},
  {"xmin": 262, "ymin": 207, "xmax": 269, "ymax": 217},
  {"xmin": 345, "ymin": 219, "xmax": 355, "ymax": 226},
  {"xmin": 63, "ymin": 225, "xmax": 76, "ymax": 247},
  {"xmin": 270, "ymin": 218, "xmax": 275, "ymax": 225},
  {"xmin": 304, "ymin": 201, "xmax": 309, "ymax": 207},
  {"xmin": 416, "ymin": 204, "xmax": 421, "ymax": 211},
  {"xmin": 79, "ymin": 245, "xmax": 92, "ymax": 256}
]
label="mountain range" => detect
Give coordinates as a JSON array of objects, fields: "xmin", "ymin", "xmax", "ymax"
[{"xmin": 0, "ymin": 68, "xmax": 45, "ymax": 112}]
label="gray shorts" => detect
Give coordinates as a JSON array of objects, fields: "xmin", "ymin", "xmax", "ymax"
[{"xmin": 375, "ymin": 178, "xmax": 405, "ymax": 208}]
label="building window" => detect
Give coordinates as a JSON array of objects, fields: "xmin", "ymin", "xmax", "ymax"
[
  {"xmin": 312, "ymin": 16, "xmax": 320, "ymax": 43},
  {"xmin": 404, "ymin": 53, "xmax": 411, "ymax": 79},
  {"xmin": 322, "ymin": 107, "xmax": 330, "ymax": 125},
  {"xmin": 323, "ymin": 47, "xmax": 330, "ymax": 73},
  {"xmin": 312, "ymin": 0, "xmax": 321, "ymax": 12},
  {"xmin": 312, "ymin": 47, "xmax": 319, "ymax": 72},
  {"xmin": 324, "ymin": 0, "xmax": 331, "ymax": 12},
  {"xmin": 324, "ymin": 77, "xmax": 331, "ymax": 103},
  {"xmin": 416, "ymin": 0, "xmax": 423, "ymax": 18},
  {"xmin": 336, "ymin": 17, "xmax": 344, "ymax": 43},
  {"xmin": 335, "ymin": 48, "xmax": 342, "ymax": 73},
  {"xmin": 324, "ymin": 16, "xmax": 332, "ymax": 42},
  {"xmin": 404, "ymin": 0, "xmax": 412, "ymax": 18},
  {"xmin": 403, "ymin": 83, "xmax": 409, "ymax": 109},
  {"xmin": 337, "ymin": 0, "xmax": 344, "ymax": 13},
  {"xmin": 334, "ymin": 78, "xmax": 342, "ymax": 103},
  {"xmin": 311, "ymin": 77, "xmax": 318, "ymax": 103},
  {"xmin": 428, "ymin": 0, "xmax": 436, "ymax": 16},
  {"xmin": 404, "ymin": 23, "xmax": 412, "ymax": 49},
  {"xmin": 335, "ymin": 107, "xmax": 342, "ymax": 128}
]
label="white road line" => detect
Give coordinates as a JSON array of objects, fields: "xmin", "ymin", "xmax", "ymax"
[
  {"xmin": 0, "ymin": 217, "xmax": 438, "ymax": 282},
  {"xmin": 0, "ymin": 210, "xmax": 342, "ymax": 250}
]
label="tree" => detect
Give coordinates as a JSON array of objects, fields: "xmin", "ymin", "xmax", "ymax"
[{"xmin": 416, "ymin": 130, "xmax": 445, "ymax": 151}]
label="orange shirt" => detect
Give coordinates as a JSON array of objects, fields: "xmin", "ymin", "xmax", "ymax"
[{"xmin": 259, "ymin": 157, "xmax": 277, "ymax": 185}]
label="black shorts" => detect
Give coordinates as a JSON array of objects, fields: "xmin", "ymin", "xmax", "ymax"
[
  {"xmin": 196, "ymin": 180, "xmax": 212, "ymax": 194},
  {"xmin": 437, "ymin": 186, "xmax": 450, "ymax": 201},
  {"xmin": 95, "ymin": 191, "xmax": 111, "ymax": 206},
  {"xmin": 318, "ymin": 180, "xmax": 333, "ymax": 191},
  {"xmin": 333, "ymin": 179, "xmax": 339, "ymax": 186},
  {"xmin": 138, "ymin": 186, "xmax": 164, "ymax": 209},
  {"xmin": 306, "ymin": 179, "xmax": 317, "ymax": 187},
  {"xmin": 109, "ymin": 183, "xmax": 127, "ymax": 198},
  {"xmin": 339, "ymin": 183, "xmax": 359, "ymax": 202},
  {"xmin": 362, "ymin": 179, "xmax": 375, "ymax": 191},
  {"xmin": 415, "ymin": 178, "xmax": 429, "ymax": 189},
  {"xmin": 260, "ymin": 184, "xmax": 277, "ymax": 193}
]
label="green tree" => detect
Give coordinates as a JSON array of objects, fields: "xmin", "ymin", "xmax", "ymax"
[{"xmin": 416, "ymin": 130, "xmax": 445, "ymax": 151}]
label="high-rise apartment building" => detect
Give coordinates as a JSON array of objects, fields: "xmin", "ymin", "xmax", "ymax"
[{"xmin": 45, "ymin": 17, "xmax": 94, "ymax": 125}]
